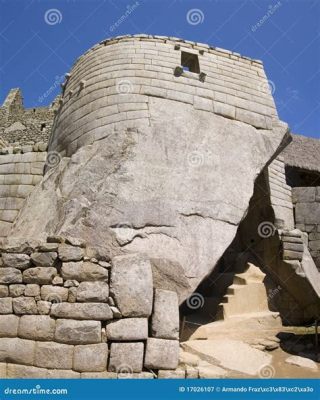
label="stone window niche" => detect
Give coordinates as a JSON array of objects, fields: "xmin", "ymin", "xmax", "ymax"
[{"xmin": 181, "ymin": 51, "xmax": 200, "ymax": 73}]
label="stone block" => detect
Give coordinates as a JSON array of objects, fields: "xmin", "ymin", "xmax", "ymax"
[
  {"xmin": 31, "ymin": 251, "xmax": 58, "ymax": 267},
  {"xmin": 0, "ymin": 268, "xmax": 22, "ymax": 284},
  {"xmin": 213, "ymin": 102, "xmax": 235, "ymax": 119},
  {"xmin": 292, "ymin": 187, "xmax": 315, "ymax": 203},
  {"xmin": 0, "ymin": 315, "xmax": 19, "ymax": 337},
  {"xmin": 9, "ymin": 284, "xmax": 25, "ymax": 297},
  {"xmin": 2, "ymin": 253, "xmax": 30, "ymax": 270},
  {"xmin": 18, "ymin": 315, "xmax": 55, "ymax": 340},
  {"xmin": 106, "ymin": 318, "xmax": 148, "ymax": 341},
  {"xmin": 6, "ymin": 363, "xmax": 47, "ymax": 378},
  {"xmin": 110, "ymin": 253, "xmax": 153, "ymax": 317},
  {"xmin": 23, "ymin": 267, "xmax": 57, "ymax": 284},
  {"xmin": 0, "ymin": 297, "xmax": 12, "ymax": 314},
  {"xmin": 309, "ymin": 232, "xmax": 320, "ymax": 241},
  {"xmin": 152, "ymin": 289, "xmax": 179, "ymax": 339},
  {"xmin": 76, "ymin": 281, "xmax": 109, "ymax": 302},
  {"xmin": 0, "ymin": 337, "xmax": 35, "ymax": 365},
  {"xmin": 282, "ymin": 242, "xmax": 304, "ymax": 252},
  {"xmin": 13, "ymin": 296, "xmax": 38, "ymax": 314},
  {"xmin": 235, "ymin": 108, "xmax": 267, "ymax": 129},
  {"xmin": 158, "ymin": 369, "xmax": 186, "ymax": 378},
  {"xmin": 73, "ymin": 343, "xmax": 108, "ymax": 372},
  {"xmin": 55, "ymin": 319, "xmax": 101, "ymax": 344},
  {"xmin": 0, "ymin": 285, "xmax": 8, "ymax": 297},
  {"xmin": 37, "ymin": 300, "xmax": 51, "ymax": 315},
  {"xmin": 51, "ymin": 302, "xmax": 113, "ymax": 320},
  {"xmin": 108, "ymin": 342, "xmax": 144, "ymax": 373},
  {"xmin": 144, "ymin": 338, "xmax": 179, "ymax": 370},
  {"xmin": 58, "ymin": 244, "xmax": 84, "ymax": 261},
  {"xmin": 40, "ymin": 285, "xmax": 69, "ymax": 302},
  {"xmin": 36, "ymin": 242, "xmax": 59, "ymax": 252},
  {"xmin": 46, "ymin": 369, "xmax": 80, "ymax": 378},
  {"xmin": 61, "ymin": 261, "xmax": 108, "ymax": 282},
  {"xmin": 309, "ymin": 240, "xmax": 320, "ymax": 251},
  {"xmin": 283, "ymin": 250, "xmax": 303, "ymax": 261},
  {"xmin": 295, "ymin": 203, "xmax": 320, "ymax": 224},
  {"xmin": 81, "ymin": 371, "xmax": 117, "ymax": 379},
  {"xmin": 34, "ymin": 341, "xmax": 74, "ymax": 369},
  {"xmin": 24, "ymin": 284, "xmax": 40, "ymax": 297}
]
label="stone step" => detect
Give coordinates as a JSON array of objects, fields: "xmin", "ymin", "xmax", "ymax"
[{"xmin": 227, "ymin": 284, "xmax": 243, "ymax": 295}]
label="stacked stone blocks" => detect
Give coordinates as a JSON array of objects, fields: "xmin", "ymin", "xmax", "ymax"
[
  {"xmin": 0, "ymin": 144, "xmax": 47, "ymax": 237},
  {"xmin": 0, "ymin": 237, "xmax": 180, "ymax": 378},
  {"xmin": 51, "ymin": 34, "xmax": 278, "ymax": 158},
  {"xmin": 293, "ymin": 186, "xmax": 320, "ymax": 269}
]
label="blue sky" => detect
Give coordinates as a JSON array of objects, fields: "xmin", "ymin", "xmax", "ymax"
[{"xmin": 0, "ymin": 0, "xmax": 319, "ymax": 138}]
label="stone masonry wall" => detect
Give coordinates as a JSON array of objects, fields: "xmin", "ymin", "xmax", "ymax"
[
  {"xmin": 266, "ymin": 156, "xmax": 294, "ymax": 230},
  {"xmin": 0, "ymin": 237, "xmax": 181, "ymax": 378},
  {"xmin": 50, "ymin": 34, "xmax": 278, "ymax": 157},
  {"xmin": 293, "ymin": 187, "xmax": 320, "ymax": 270},
  {"xmin": 0, "ymin": 144, "xmax": 47, "ymax": 238},
  {"xmin": 0, "ymin": 88, "xmax": 57, "ymax": 146}
]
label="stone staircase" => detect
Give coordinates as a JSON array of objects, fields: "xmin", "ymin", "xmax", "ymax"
[{"xmin": 215, "ymin": 264, "xmax": 269, "ymax": 320}]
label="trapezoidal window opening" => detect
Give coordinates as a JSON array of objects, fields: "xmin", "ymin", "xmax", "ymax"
[{"xmin": 181, "ymin": 51, "xmax": 200, "ymax": 73}]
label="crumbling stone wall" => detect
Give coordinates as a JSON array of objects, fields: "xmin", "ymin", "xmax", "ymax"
[
  {"xmin": 50, "ymin": 34, "xmax": 278, "ymax": 157},
  {"xmin": 0, "ymin": 89, "xmax": 56, "ymax": 146},
  {"xmin": 0, "ymin": 144, "xmax": 47, "ymax": 238},
  {"xmin": 0, "ymin": 237, "xmax": 180, "ymax": 378},
  {"xmin": 293, "ymin": 187, "xmax": 320, "ymax": 270}
]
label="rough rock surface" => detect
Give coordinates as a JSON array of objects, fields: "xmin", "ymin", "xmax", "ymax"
[
  {"xmin": 106, "ymin": 318, "xmax": 148, "ymax": 341},
  {"xmin": 10, "ymin": 99, "xmax": 288, "ymax": 301},
  {"xmin": 151, "ymin": 289, "xmax": 179, "ymax": 339},
  {"xmin": 182, "ymin": 339, "xmax": 272, "ymax": 376},
  {"xmin": 144, "ymin": 338, "xmax": 179, "ymax": 370},
  {"xmin": 285, "ymin": 355, "xmax": 318, "ymax": 370},
  {"xmin": 108, "ymin": 342, "xmax": 144, "ymax": 373}
]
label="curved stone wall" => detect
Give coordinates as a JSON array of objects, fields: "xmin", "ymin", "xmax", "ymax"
[{"xmin": 50, "ymin": 34, "xmax": 278, "ymax": 157}]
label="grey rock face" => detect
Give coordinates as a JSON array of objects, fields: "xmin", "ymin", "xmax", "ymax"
[
  {"xmin": 144, "ymin": 338, "xmax": 179, "ymax": 370},
  {"xmin": 108, "ymin": 342, "xmax": 144, "ymax": 373},
  {"xmin": 151, "ymin": 289, "xmax": 179, "ymax": 339},
  {"xmin": 9, "ymin": 284, "xmax": 25, "ymax": 297},
  {"xmin": 106, "ymin": 318, "xmax": 148, "ymax": 341},
  {"xmin": 51, "ymin": 302, "xmax": 113, "ymax": 320},
  {"xmin": 73, "ymin": 343, "xmax": 108, "ymax": 372},
  {"xmin": 110, "ymin": 254, "xmax": 153, "ymax": 317},
  {"xmin": 10, "ymin": 103, "xmax": 288, "ymax": 301},
  {"xmin": 55, "ymin": 319, "xmax": 101, "ymax": 344},
  {"xmin": 76, "ymin": 281, "xmax": 109, "ymax": 302}
]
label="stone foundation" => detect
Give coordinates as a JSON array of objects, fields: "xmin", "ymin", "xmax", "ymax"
[{"xmin": 0, "ymin": 236, "xmax": 180, "ymax": 378}]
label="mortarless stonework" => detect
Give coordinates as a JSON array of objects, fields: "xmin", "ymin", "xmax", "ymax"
[
  {"xmin": 1, "ymin": 34, "xmax": 320, "ymax": 379},
  {"xmin": 8, "ymin": 35, "xmax": 289, "ymax": 302}
]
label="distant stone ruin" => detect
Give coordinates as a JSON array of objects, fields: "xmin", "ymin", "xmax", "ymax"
[{"xmin": 0, "ymin": 35, "xmax": 319, "ymax": 378}]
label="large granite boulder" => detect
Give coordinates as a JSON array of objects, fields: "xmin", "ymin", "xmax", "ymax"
[{"xmin": 10, "ymin": 98, "xmax": 288, "ymax": 301}]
